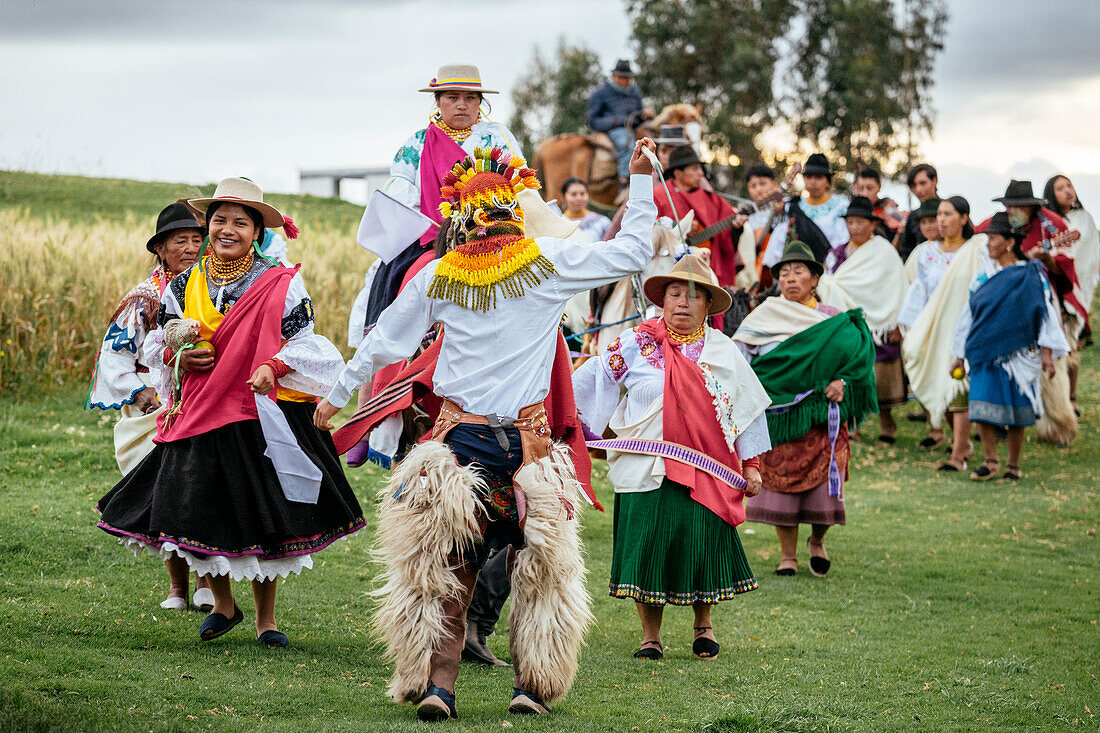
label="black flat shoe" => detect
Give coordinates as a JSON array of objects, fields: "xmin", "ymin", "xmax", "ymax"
[
  {"xmin": 775, "ymin": 566, "xmax": 796, "ymax": 576},
  {"xmin": 877, "ymin": 434, "xmax": 896, "ymax": 445},
  {"xmin": 970, "ymin": 461, "xmax": 999, "ymax": 481},
  {"xmin": 919, "ymin": 436, "xmax": 945, "ymax": 451},
  {"xmin": 199, "ymin": 606, "xmax": 243, "ymax": 641},
  {"xmin": 258, "ymin": 630, "xmax": 289, "ymax": 647},
  {"xmin": 632, "ymin": 641, "xmax": 663, "ymax": 660},
  {"xmin": 692, "ymin": 627, "xmax": 719, "ymax": 659},
  {"xmin": 417, "ymin": 685, "xmax": 458, "ymax": 721},
  {"xmin": 1002, "ymin": 465, "xmax": 1022, "ymax": 481}
]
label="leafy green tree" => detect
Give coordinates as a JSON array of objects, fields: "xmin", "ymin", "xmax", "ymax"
[
  {"xmin": 788, "ymin": 0, "xmax": 947, "ymax": 172},
  {"xmin": 509, "ymin": 39, "xmax": 604, "ymax": 155}
]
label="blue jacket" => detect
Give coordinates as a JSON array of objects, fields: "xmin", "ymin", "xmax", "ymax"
[{"xmin": 586, "ymin": 80, "xmax": 644, "ymax": 133}]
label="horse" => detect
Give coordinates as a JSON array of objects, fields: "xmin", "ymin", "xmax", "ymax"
[
  {"xmin": 575, "ymin": 212, "xmax": 697, "ymax": 356},
  {"xmin": 532, "ymin": 103, "xmax": 704, "ymax": 210}
]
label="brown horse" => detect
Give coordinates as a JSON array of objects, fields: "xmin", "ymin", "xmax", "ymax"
[{"xmin": 533, "ymin": 104, "xmax": 703, "ymax": 209}]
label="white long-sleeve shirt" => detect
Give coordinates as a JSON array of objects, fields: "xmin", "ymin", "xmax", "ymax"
[{"xmin": 327, "ymin": 174, "xmax": 658, "ymax": 417}]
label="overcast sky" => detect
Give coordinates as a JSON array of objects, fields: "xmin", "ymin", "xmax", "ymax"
[{"xmin": 2, "ymin": 0, "xmax": 1099, "ymax": 220}]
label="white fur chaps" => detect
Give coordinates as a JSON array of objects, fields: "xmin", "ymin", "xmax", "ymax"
[
  {"xmin": 1036, "ymin": 355, "xmax": 1078, "ymax": 446},
  {"xmin": 371, "ymin": 441, "xmax": 482, "ymax": 703},
  {"xmin": 509, "ymin": 443, "xmax": 594, "ymax": 704}
]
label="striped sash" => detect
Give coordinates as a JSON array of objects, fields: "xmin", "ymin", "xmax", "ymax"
[{"xmin": 585, "ymin": 438, "xmax": 747, "ymax": 491}]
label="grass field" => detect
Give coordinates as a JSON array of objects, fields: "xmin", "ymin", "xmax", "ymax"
[
  {"xmin": 1, "ymin": 360, "xmax": 1096, "ymax": 731},
  {"xmin": 0, "ymin": 170, "xmax": 1096, "ymax": 731}
]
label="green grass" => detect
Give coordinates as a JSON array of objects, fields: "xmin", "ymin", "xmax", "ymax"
[
  {"xmin": 0, "ymin": 169, "xmax": 363, "ymax": 232},
  {"xmin": 0, "ymin": 349, "xmax": 1096, "ymax": 731}
]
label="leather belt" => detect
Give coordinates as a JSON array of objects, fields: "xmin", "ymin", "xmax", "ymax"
[{"xmin": 432, "ymin": 398, "xmax": 552, "ymax": 462}]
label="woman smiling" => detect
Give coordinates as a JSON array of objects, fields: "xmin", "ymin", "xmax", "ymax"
[{"xmin": 96, "ymin": 178, "xmax": 364, "ymax": 648}]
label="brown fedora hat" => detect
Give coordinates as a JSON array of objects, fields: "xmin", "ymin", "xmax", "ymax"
[{"xmin": 643, "ymin": 254, "xmax": 733, "ymax": 315}]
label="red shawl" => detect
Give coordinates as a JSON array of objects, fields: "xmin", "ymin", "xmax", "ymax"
[
  {"xmin": 417, "ymin": 124, "xmax": 467, "ymax": 246},
  {"xmin": 634, "ymin": 319, "xmax": 746, "ymax": 526},
  {"xmin": 156, "ymin": 266, "xmax": 297, "ymax": 443},
  {"xmin": 653, "ymin": 181, "xmax": 739, "ymax": 287},
  {"xmin": 333, "ymin": 333, "xmax": 600, "ymax": 510}
]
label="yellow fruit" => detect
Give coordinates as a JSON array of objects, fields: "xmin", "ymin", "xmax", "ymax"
[
  {"xmin": 193, "ymin": 340, "xmax": 216, "ymax": 356},
  {"xmin": 951, "ymin": 367, "xmax": 965, "ymax": 380}
]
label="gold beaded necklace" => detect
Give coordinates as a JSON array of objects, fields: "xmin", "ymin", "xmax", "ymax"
[
  {"xmin": 432, "ymin": 112, "xmax": 480, "ymax": 143},
  {"xmin": 666, "ymin": 322, "xmax": 706, "ymax": 345},
  {"xmin": 206, "ymin": 250, "xmax": 255, "ymax": 286}
]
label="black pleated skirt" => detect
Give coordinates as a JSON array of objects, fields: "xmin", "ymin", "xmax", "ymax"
[{"xmin": 97, "ymin": 401, "xmax": 365, "ymax": 562}]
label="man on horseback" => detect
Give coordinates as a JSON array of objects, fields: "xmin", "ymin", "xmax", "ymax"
[{"xmin": 587, "ymin": 59, "xmax": 654, "ymax": 187}]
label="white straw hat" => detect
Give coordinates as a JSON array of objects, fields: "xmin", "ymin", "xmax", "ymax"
[
  {"xmin": 419, "ymin": 63, "xmax": 498, "ymax": 94},
  {"xmin": 188, "ymin": 177, "xmax": 285, "ymax": 228}
]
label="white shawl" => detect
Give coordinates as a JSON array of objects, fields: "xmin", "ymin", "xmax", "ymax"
[
  {"xmin": 901, "ymin": 234, "xmax": 987, "ymax": 428},
  {"xmin": 732, "ymin": 295, "xmax": 828, "ymax": 346},
  {"xmin": 816, "ymin": 235, "xmax": 907, "ymax": 342}
]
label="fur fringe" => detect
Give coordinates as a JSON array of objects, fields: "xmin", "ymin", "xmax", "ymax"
[
  {"xmin": 1036, "ymin": 357, "xmax": 1078, "ymax": 446},
  {"xmin": 509, "ymin": 443, "xmax": 594, "ymax": 704},
  {"xmin": 370, "ymin": 441, "xmax": 483, "ymax": 703}
]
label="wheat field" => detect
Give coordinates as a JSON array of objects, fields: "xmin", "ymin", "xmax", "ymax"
[{"xmin": 0, "ymin": 207, "xmax": 372, "ymax": 395}]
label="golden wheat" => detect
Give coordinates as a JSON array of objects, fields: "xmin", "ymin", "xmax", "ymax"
[{"xmin": 0, "ymin": 208, "xmax": 373, "ymax": 395}]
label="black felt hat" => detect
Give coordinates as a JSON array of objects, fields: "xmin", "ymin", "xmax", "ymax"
[
  {"xmin": 803, "ymin": 153, "xmax": 832, "ymax": 178},
  {"xmin": 843, "ymin": 196, "xmax": 879, "ymax": 221},
  {"xmin": 146, "ymin": 202, "xmax": 206, "ymax": 253},
  {"xmin": 611, "ymin": 59, "xmax": 635, "ymax": 76},
  {"xmin": 916, "ymin": 196, "xmax": 942, "ymax": 219},
  {"xmin": 984, "ymin": 211, "xmax": 1021, "ymax": 238},
  {"xmin": 663, "ymin": 145, "xmax": 705, "ymax": 180},
  {"xmin": 993, "ymin": 179, "xmax": 1046, "ymax": 206}
]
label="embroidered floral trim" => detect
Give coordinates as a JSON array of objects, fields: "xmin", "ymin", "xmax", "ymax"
[
  {"xmin": 605, "ymin": 337, "xmax": 627, "ymax": 381},
  {"xmin": 609, "ymin": 577, "xmax": 758, "ymax": 606},
  {"xmin": 700, "ymin": 361, "xmax": 741, "ymax": 451}
]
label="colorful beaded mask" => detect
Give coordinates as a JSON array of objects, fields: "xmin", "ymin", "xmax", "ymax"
[{"xmin": 429, "ymin": 147, "xmax": 555, "ymax": 311}]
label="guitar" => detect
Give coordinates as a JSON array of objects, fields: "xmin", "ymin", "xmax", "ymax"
[
  {"xmin": 1039, "ymin": 229, "xmax": 1080, "ymax": 253},
  {"xmin": 686, "ymin": 211, "xmax": 750, "ymax": 248},
  {"xmin": 752, "ymin": 163, "xmax": 803, "ymax": 285}
]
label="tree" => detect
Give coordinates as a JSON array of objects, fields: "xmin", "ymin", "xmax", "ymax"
[
  {"xmin": 787, "ymin": 0, "xmax": 947, "ymax": 173},
  {"xmin": 626, "ymin": 0, "xmax": 946, "ymax": 182},
  {"xmin": 509, "ymin": 39, "xmax": 604, "ymax": 155},
  {"xmin": 627, "ymin": 0, "xmax": 799, "ymax": 171}
]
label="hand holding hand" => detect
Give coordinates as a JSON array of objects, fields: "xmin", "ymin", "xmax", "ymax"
[
  {"xmin": 627, "ymin": 137, "xmax": 657, "ymax": 176},
  {"xmin": 247, "ymin": 365, "xmax": 276, "ymax": 395},
  {"xmin": 313, "ymin": 399, "xmax": 339, "ymax": 431}
]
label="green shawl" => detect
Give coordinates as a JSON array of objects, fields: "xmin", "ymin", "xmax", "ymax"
[{"xmin": 750, "ymin": 309, "xmax": 878, "ymax": 445}]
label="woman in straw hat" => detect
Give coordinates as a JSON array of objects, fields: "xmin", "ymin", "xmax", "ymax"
[
  {"xmin": 96, "ymin": 178, "xmax": 364, "ymax": 648},
  {"xmin": 733, "ymin": 241, "xmax": 878, "ymax": 576},
  {"xmin": 346, "ymin": 63, "xmax": 524, "ymax": 466},
  {"xmin": 572, "ymin": 254, "xmax": 772, "ymax": 661},
  {"xmin": 87, "ymin": 201, "xmax": 214, "ymax": 612}
]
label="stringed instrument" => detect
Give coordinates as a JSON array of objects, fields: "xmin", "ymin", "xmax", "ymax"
[
  {"xmin": 686, "ymin": 210, "xmax": 749, "ymax": 248},
  {"xmin": 752, "ymin": 162, "xmax": 803, "ymax": 286},
  {"xmin": 1039, "ymin": 229, "xmax": 1080, "ymax": 252}
]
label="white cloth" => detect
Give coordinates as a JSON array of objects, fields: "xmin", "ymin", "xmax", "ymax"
[
  {"xmin": 148, "ymin": 270, "xmax": 343, "ymax": 400},
  {"xmin": 1066, "ymin": 208, "xmax": 1099, "ymax": 314},
  {"xmin": 255, "ymin": 394, "xmax": 322, "ymax": 504},
  {"xmin": 121, "ymin": 537, "xmax": 313, "ymax": 582},
  {"xmin": 732, "ymin": 295, "xmax": 829, "ymax": 346},
  {"xmin": 348, "ymin": 259, "xmax": 381, "ymax": 348},
  {"xmin": 901, "ymin": 236, "xmax": 987, "ymax": 428},
  {"xmin": 113, "ymin": 399, "xmax": 165, "ymax": 474},
  {"xmin": 951, "ymin": 259, "xmax": 1070, "ymax": 415},
  {"xmin": 328, "ymin": 174, "xmax": 659, "ymax": 416},
  {"xmin": 899, "ymin": 240, "xmax": 958, "ymax": 328},
  {"xmin": 761, "ymin": 194, "xmax": 850, "ymax": 268},
  {"xmin": 88, "ymin": 275, "xmax": 162, "ymax": 410},
  {"xmin": 356, "ymin": 190, "xmax": 435, "ymax": 260},
  {"xmin": 733, "ymin": 225, "xmax": 759, "ymax": 289},
  {"xmin": 816, "ymin": 235, "xmax": 907, "ymax": 342},
  {"xmin": 571, "ymin": 324, "xmax": 771, "ymax": 493}
]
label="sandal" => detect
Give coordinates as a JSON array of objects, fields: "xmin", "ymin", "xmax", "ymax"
[
  {"xmin": 877, "ymin": 434, "xmax": 896, "ymax": 445},
  {"xmin": 258, "ymin": 630, "xmax": 289, "ymax": 648},
  {"xmin": 919, "ymin": 435, "xmax": 946, "ymax": 451},
  {"xmin": 632, "ymin": 641, "xmax": 663, "ymax": 660},
  {"xmin": 807, "ymin": 539, "xmax": 831, "ymax": 577},
  {"xmin": 936, "ymin": 460, "xmax": 967, "ymax": 472},
  {"xmin": 970, "ymin": 460, "xmax": 1000, "ymax": 481},
  {"xmin": 509, "ymin": 688, "xmax": 551, "ymax": 715},
  {"xmin": 1002, "ymin": 465, "xmax": 1023, "ymax": 481},
  {"xmin": 692, "ymin": 626, "xmax": 720, "ymax": 660},
  {"xmin": 417, "ymin": 685, "xmax": 458, "ymax": 721},
  {"xmin": 199, "ymin": 605, "xmax": 243, "ymax": 641},
  {"xmin": 775, "ymin": 557, "xmax": 797, "ymax": 576}
]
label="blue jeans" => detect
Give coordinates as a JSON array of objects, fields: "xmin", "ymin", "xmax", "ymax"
[{"xmin": 607, "ymin": 126, "xmax": 632, "ymax": 179}]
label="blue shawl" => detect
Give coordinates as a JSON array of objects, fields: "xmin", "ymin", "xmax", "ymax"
[{"xmin": 964, "ymin": 261, "xmax": 1047, "ymax": 367}]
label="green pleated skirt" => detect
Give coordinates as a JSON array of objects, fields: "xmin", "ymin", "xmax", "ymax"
[{"xmin": 610, "ymin": 479, "xmax": 757, "ymax": 606}]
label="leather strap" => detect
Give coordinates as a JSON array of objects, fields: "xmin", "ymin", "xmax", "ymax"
[{"xmin": 431, "ymin": 398, "xmax": 552, "ymax": 463}]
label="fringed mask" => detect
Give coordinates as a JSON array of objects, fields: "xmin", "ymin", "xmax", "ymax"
[{"xmin": 431, "ymin": 147, "xmax": 556, "ymax": 310}]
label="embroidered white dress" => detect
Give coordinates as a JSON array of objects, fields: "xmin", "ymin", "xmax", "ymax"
[
  {"xmin": 571, "ymin": 325, "xmax": 772, "ymax": 494},
  {"xmin": 762, "ymin": 194, "xmax": 850, "ymax": 268},
  {"xmin": 898, "ymin": 240, "xmax": 956, "ymax": 328}
]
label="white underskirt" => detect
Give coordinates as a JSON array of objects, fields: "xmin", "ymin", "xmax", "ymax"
[{"xmin": 120, "ymin": 537, "xmax": 313, "ymax": 582}]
